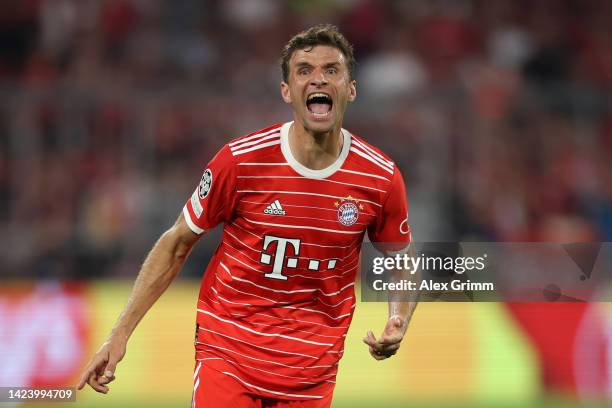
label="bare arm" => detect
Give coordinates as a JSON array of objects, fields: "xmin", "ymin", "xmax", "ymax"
[
  {"xmin": 77, "ymin": 213, "xmax": 201, "ymax": 393},
  {"xmin": 363, "ymin": 244, "xmax": 419, "ymax": 360}
]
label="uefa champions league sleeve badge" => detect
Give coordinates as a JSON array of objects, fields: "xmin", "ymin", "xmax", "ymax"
[{"xmin": 199, "ymin": 169, "xmax": 213, "ymax": 199}]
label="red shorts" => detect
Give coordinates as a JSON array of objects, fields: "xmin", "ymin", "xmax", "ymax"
[{"xmin": 191, "ymin": 361, "xmax": 334, "ymax": 408}]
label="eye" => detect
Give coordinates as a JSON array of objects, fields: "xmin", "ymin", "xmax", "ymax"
[
  {"xmin": 326, "ymin": 67, "xmax": 338, "ymax": 75},
  {"xmin": 298, "ymin": 67, "xmax": 311, "ymax": 75}
]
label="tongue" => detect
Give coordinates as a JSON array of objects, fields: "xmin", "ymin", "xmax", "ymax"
[{"xmin": 309, "ymin": 103, "xmax": 331, "ymax": 114}]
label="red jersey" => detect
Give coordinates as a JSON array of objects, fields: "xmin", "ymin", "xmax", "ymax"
[{"xmin": 183, "ymin": 122, "xmax": 411, "ymax": 400}]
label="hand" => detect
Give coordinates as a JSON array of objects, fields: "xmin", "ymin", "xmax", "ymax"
[
  {"xmin": 362, "ymin": 315, "xmax": 407, "ymax": 360},
  {"xmin": 77, "ymin": 335, "xmax": 127, "ymax": 393}
]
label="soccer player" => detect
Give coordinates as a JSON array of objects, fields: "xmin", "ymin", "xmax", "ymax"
[{"xmin": 77, "ymin": 24, "xmax": 416, "ymax": 407}]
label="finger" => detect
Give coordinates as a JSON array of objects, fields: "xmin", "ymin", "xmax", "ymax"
[
  {"xmin": 87, "ymin": 372, "xmax": 109, "ymax": 394},
  {"xmin": 78, "ymin": 355, "xmax": 106, "ymax": 390},
  {"xmin": 77, "ymin": 365, "xmax": 95, "ymax": 390},
  {"xmin": 97, "ymin": 365, "xmax": 116, "ymax": 385},
  {"xmin": 371, "ymin": 342, "xmax": 399, "ymax": 359},
  {"xmin": 364, "ymin": 338, "xmax": 383, "ymax": 352},
  {"xmin": 97, "ymin": 377, "xmax": 114, "ymax": 386},
  {"xmin": 367, "ymin": 331, "xmax": 384, "ymax": 351},
  {"xmin": 104, "ymin": 357, "xmax": 119, "ymax": 380},
  {"xmin": 369, "ymin": 346, "xmax": 386, "ymax": 359},
  {"xmin": 379, "ymin": 333, "xmax": 403, "ymax": 345},
  {"xmin": 362, "ymin": 335, "xmax": 377, "ymax": 347},
  {"xmin": 92, "ymin": 354, "xmax": 118, "ymax": 387},
  {"xmin": 380, "ymin": 343, "xmax": 401, "ymax": 353},
  {"xmin": 379, "ymin": 348, "xmax": 398, "ymax": 358},
  {"xmin": 362, "ymin": 330, "xmax": 378, "ymax": 347},
  {"xmin": 98, "ymin": 373, "xmax": 116, "ymax": 385},
  {"xmin": 369, "ymin": 348, "xmax": 387, "ymax": 360}
]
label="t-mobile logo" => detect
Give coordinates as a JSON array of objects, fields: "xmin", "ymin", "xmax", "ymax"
[{"xmin": 259, "ymin": 235, "xmax": 301, "ymax": 281}]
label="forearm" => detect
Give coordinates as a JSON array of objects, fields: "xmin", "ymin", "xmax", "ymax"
[
  {"xmin": 78, "ymin": 213, "xmax": 200, "ymax": 392},
  {"xmin": 109, "ymin": 225, "xmax": 194, "ymax": 341},
  {"xmin": 388, "ymin": 243, "xmax": 418, "ymax": 325},
  {"xmin": 389, "ymin": 300, "xmax": 417, "ymax": 323},
  {"xmin": 364, "ymin": 244, "xmax": 419, "ymax": 359}
]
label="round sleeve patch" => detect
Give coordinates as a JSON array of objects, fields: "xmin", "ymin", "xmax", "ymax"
[{"xmin": 198, "ymin": 169, "xmax": 213, "ymax": 199}]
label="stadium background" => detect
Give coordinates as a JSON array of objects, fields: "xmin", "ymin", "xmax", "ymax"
[{"xmin": 1, "ymin": 0, "xmax": 612, "ymax": 406}]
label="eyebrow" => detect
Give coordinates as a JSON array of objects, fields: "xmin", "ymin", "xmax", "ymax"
[
  {"xmin": 295, "ymin": 62, "xmax": 312, "ymax": 69},
  {"xmin": 295, "ymin": 62, "xmax": 341, "ymax": 69}
]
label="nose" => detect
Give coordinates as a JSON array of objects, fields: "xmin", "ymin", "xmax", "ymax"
[{"xmin": 310, "ymin": 68, "xmax": 328, "ymax": 87}]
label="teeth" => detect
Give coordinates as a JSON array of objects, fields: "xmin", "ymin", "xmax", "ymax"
[{"xmin": 307, "ymin": 93, "xmax": 331, "ymax": 102}]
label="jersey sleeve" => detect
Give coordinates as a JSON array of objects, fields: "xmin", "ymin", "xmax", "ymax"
[
  {"xmin": 367, "ymin": 166, "xmax": 412, "ymax": 249},
  {"xmin": 183, "ymin": 144, "xmax": 237, "ymax": 234}
]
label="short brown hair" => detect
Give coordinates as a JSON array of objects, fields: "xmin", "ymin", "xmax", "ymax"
[{"xmin": 281, "ymin": 24, "xmax": 355, "ymax": 83}]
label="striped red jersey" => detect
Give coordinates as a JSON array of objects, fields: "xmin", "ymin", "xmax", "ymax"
[{"xmin": 183, "ymin": 122, "xmax": 411, "ymax": 400}]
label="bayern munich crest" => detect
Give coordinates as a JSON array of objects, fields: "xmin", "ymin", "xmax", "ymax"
[
  {"xmin": 335, "ymin": 195, "xmax": 363, "ymax": 226},
  {"xmin": 198, "ymin": 169, "xmax": 213, "ymax": 199}
]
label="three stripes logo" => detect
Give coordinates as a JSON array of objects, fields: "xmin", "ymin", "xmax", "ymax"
[{"xmin": 264, "ymin": 200, "xmax": 286, "ymax": 216}]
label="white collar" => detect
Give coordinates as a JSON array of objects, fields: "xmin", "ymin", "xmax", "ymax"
[{"xmin": 280, "ymin": 121, "xmax": 351, "ymax": 179}]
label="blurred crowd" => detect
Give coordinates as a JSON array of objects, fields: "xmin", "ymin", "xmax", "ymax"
[{"xmin": 1, "ymin": 0, "xmax": 611, "ymax": 278}]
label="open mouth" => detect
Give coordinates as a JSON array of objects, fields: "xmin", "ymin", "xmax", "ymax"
[{"xmin": 306, "ymin": 93, "xmax": 333, "ymax": 117}]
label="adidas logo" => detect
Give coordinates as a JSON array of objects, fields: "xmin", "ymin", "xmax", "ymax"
[{"xmin": 264, "ymin": 200, "xmax": 286, "ymax": 216}]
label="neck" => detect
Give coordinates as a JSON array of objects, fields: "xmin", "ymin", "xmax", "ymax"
[{"xmin": 288, "ymin": 119, "xmax": 344, "ymax": 171}]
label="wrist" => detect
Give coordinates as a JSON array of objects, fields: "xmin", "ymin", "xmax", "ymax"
[
  {"xmin": 389, "ymin": 314, "xmax": 409, "ymax": 334},
  {"xmin": 109, "ymin": 326, "xmax": 130, "ymax": 343},
  {"xmin": 389, "ymin": 313, "xmax": 406, "ymax": 323}
]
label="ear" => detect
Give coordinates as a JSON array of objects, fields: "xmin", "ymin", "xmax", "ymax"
[
  {"xmin": 348, "ymin": 79, "xmax": 357, "ymax": 103},
  {"xmin": 280, "ymin": 82, "xmax": 292, "ymax": 104}
]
